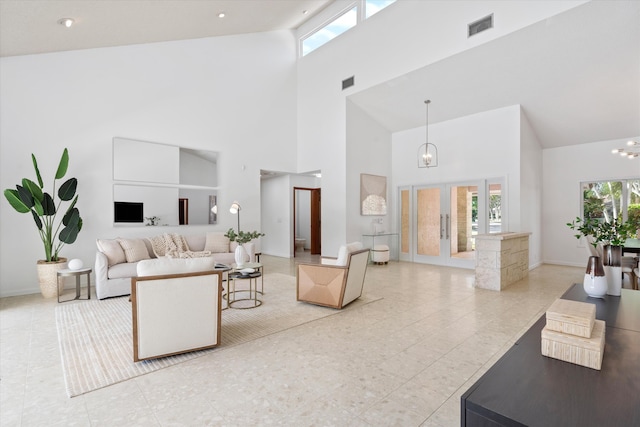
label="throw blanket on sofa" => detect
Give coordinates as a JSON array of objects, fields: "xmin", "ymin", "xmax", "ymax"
[{"xmin": 149, "ymin": 233, "xmax": 212, "ymax": 259}]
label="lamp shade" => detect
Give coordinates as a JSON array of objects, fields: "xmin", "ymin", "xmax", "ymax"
[{"xmin": 229, "ymin": 202, "xmax": 241, "ymax": 214}]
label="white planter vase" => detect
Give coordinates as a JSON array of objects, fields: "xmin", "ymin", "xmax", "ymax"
[
  {"xmin": 583, "ymin": 273, "xmax": 608, "ymax": 299},
  {"xmin": 583, "ymin": 255, "xmax": 607, "ymax": 299},
  {"xmin": 234, "ymin": 245, "xmax": 247, "ymax": 267},
  {"xmin": 244, "ymin": 242, "xmax": 255, "ymax": 263},
  {"xmin": 604, "ymin": 265, "xmax": 622, "ymax": 296}
]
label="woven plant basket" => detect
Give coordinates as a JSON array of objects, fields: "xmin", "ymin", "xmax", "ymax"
[{"xmin": 36, "ymin": 258, "xmax": 67, "ymax": 298}]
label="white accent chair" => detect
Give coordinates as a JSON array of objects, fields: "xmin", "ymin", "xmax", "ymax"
[
  {"xmin": 296, "ymin": 242, "xmax": 369, "ymax": 309},
  {"xmin": 131, "ymin": 257, "xmax": 222, "ymax": 362}
]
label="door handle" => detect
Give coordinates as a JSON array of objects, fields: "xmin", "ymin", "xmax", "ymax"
[
  {"xmin": 446, "ymin": 214, "xmax": 450, "ymax": 240},
  {"xmin": 440, "ymin": 214, "xmax": 444, "ymax": 239}
]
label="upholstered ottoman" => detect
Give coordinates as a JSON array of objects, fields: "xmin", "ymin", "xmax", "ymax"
[{"xmin": 371, "ymin": 244, "xmax": 390, "ymax": 264}]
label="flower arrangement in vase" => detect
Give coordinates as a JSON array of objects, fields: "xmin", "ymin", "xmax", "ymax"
[
  {"xmin": 567, "ymin": 216, "xmax": 635, "ymax": 297},
  {"xmin": 224, "ymin": 228, "xmax": 265, "ymax": 267}
]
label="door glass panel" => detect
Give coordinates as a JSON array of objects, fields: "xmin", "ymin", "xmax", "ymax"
[
  {"xmin": 450, "ymin": 185, "xmax": 477, "ymax": 259},
  {"xmin": 627, "ymin": 180, "xmax": 640, "ymax": 237},
  {"xmin": 489, "ymin": 183, "xmax": 502, "ymax": 233},
  {"xmin": 417, "ymin": 188, "xmax": 440, "ymax": 256},
  {"xmin": 401, "ymin": 189, "xmax": 410, "ymax": 254}
]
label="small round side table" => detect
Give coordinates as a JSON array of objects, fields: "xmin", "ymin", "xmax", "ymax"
[{"xmin": 57, "ymin": 267, "xmax": 92, "ymax": 303}]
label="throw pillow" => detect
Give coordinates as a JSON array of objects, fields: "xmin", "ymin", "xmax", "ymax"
[
  {"xmin": 335, "ymin": 242, "xmax": 363, "ymax": 266},
  {"xmin": 204, "ymin": 232, "xmax": 230, "ymax": 253},
  {"xmin": 335, "ymin": 245, "xmax": 349, "ymax": 266},
  {"xmin": 117, "ymin": 238, "xmax": 151, "ymax": 263},
  {"xmin": 96, "ymin": 239, "xmax": 127, "ymax": 267}
]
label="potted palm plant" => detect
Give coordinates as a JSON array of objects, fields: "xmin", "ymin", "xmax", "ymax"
[{"xmin": 3, "ymin": 148, "xmax": 83, "ymax": 298}]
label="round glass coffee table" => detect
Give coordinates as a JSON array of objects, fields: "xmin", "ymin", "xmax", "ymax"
[{"xmin": 227, "ymin": 263, "xmax": 263, "ymax": 309}]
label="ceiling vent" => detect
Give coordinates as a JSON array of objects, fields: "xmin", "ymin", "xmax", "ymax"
[
  {"xmin": 468, "ymin": 14, "xmax": 493, "ymax": 37},
  {"xmin": 342, "ymin": 76, "xmax": 355, "ymax": 90}
]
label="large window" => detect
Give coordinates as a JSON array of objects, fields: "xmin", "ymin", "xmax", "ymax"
[
  {"xmin": 581, "ymin": 179, "xmax": 640, "ymax": 233},
  {"xmin": 300, "ymin": 0, "xmax": 396, "ymax": 56}
]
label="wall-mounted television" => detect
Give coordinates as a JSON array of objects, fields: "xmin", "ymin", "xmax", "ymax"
[{"xmin": 114, "ymin": 201, "xmax": 144, "ymax": 223}]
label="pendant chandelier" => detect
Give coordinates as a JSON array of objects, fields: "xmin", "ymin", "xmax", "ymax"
[
  {"xmin": 418, "ymin": 100, "xmax": 438, "ymax": 168},
  {"xmin": 611, "ymin": 140, "xmax": 639, "ymax": 159}
]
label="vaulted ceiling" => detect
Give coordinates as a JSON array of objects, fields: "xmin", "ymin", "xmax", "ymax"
[
  {"xmin": 349, "ymin": 1, "xmax": 640, "ymax": 149},
  {"xmin": 1, "ymin": 1, "xmax": 638, "ymax": 151},
  {"xmin": 0, "ymin": 0, "xmax": 332, "ymax": 57}
]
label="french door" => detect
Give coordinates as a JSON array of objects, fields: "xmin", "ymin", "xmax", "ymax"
[{"xmin": 399, "ymin": 179, "xmax": 504, "ymax": 268}]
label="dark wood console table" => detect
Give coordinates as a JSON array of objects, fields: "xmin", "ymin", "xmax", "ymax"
[{"xmin": 460, "ymin": 285, "xmax": 640, "ymax": 426}]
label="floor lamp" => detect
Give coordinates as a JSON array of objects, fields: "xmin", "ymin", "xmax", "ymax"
[{"xmin": 230, "ymin": 201, "xmax": 241, "ymax": 232}]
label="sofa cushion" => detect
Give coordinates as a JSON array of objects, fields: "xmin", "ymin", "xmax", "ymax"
[
  {"xmin": 137, "ymin": 257, "xmax": 215, "ymax": 277},
  {"xmin": 204, "ymin": 232, "xmax": 230, "ymax": 253},
  {"xmin": 96, "ymin": 239, "xmax": 126, "ymax": 266},
  {"xmin": 107, "ymin": 262, "xmax": 139, "ymax": 279},
  {"xmin": 184, "ymin": 234, "xmax": 206, "ymax": 252},
  {"xmin": 143, "ymin": 238, "xmax": 157, "ymax": 259},
  {"xmin": 118, "ymin": 238, "xmax": 151, "ymax": 263}
]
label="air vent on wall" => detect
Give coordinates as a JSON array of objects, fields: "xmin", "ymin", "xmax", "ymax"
[
  {"xmin": 468, "ymin": 14, "xmax": 493, "ymax": 37},
  {"xmin": 342, "ymin": 76, "xmax": 355, "ymax": 90}
]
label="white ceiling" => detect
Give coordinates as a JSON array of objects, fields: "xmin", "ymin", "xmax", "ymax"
[
  {"xmin": 350, "ymin": 1, "xmax": 640, "ymax": 149},
  {"xmin": 0, "ymin": 0, "xmax": 333, "ymax": 57},
  {"xmin": 1, "ymin": 1, "xmax": 638, "ymax": 152}
]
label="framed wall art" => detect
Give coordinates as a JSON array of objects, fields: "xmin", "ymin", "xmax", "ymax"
[{"xmin": 360, "ymin": 173, "xmax": 387, "ymax": 215}]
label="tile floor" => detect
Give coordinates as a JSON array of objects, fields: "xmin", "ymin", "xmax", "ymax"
[{"xmin": 1, "ymin": 257, "xmax": 588, "ymax": 426}]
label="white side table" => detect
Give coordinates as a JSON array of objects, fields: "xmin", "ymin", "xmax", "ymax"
[{"xmin": 57, "ymin": 268, "xmax": 92, "ymax": 303}]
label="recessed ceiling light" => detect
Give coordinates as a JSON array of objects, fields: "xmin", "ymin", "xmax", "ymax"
[
  {"xmin": 57, "ymin": 18, "xmax": 74, "ymax": 28},
  {"xmin": 302, "ymin": 10, "xmax": 309, "ymax": 15},
  {"xmin": 218, "ymin": 12, "xmax": 225, "ymax": 18}
]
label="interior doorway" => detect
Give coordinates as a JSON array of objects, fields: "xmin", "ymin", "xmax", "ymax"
[{"xmin": 293, "ymin": 187, "xmax": 321, "ymax": 256}]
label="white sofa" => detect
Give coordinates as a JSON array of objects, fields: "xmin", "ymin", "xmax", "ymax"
[
  {"xmin": 95, "ymin": 232, "xmax": 241, "ymax": 299},
  {"xmin": 132, "ymin": 257, "xmax": 222, "ymax": 361}
]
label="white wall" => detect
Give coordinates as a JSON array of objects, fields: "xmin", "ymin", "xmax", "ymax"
[
  {"xmin": 346, "ymin": 100, "xmax": 392, "ymax": 242},
  {"xmin": 297, "ymin": 0, "xmax": 586, "ymax": 256},
  {"xmin": 392, "ymin": 105, "xmax": 520, "ymax": 192},
  {"xmin": 260, "ymin": 174, "xmax": 292, "ymax": 258},
  {"xmin": 0, "ymin": 31, "xmax": 298, "ymax": 296},
  {"xmin": 520, "ymin": 110, "xmax": 543, "ymax": 268},
  {"xmin": 542, "ymin": 137, "xmax": 640, "ymax": 267}
]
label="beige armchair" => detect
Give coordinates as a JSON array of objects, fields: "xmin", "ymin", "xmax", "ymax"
[
  {"xmin": 297, "ymin": 242, "xmax": 370, "ymax": 309},
  {"xmin": 131, "ymin": 257, "xmax": 222, "ymax": 362}
]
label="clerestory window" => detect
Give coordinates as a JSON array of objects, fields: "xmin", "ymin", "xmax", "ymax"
[{"xmin": 300, "ymin": 0, "xmax": 396, "ymax": 57}]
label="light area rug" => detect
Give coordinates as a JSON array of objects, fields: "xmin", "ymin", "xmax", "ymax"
[{"xmin": 55, "ymin": 273, "xmax": 381, "ymax": 397}]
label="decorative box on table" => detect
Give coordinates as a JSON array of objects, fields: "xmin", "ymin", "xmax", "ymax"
[
  {"xmin": 545, "ymin": 298, "xmax": 595, "ymax": 338},
  {"xmin": 541, "ymin": 320, "xmax": 605, "ymax": 370},
  {"xmin": 541, "ymin": 298, "xmax": 605, "ymax": 370}
]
